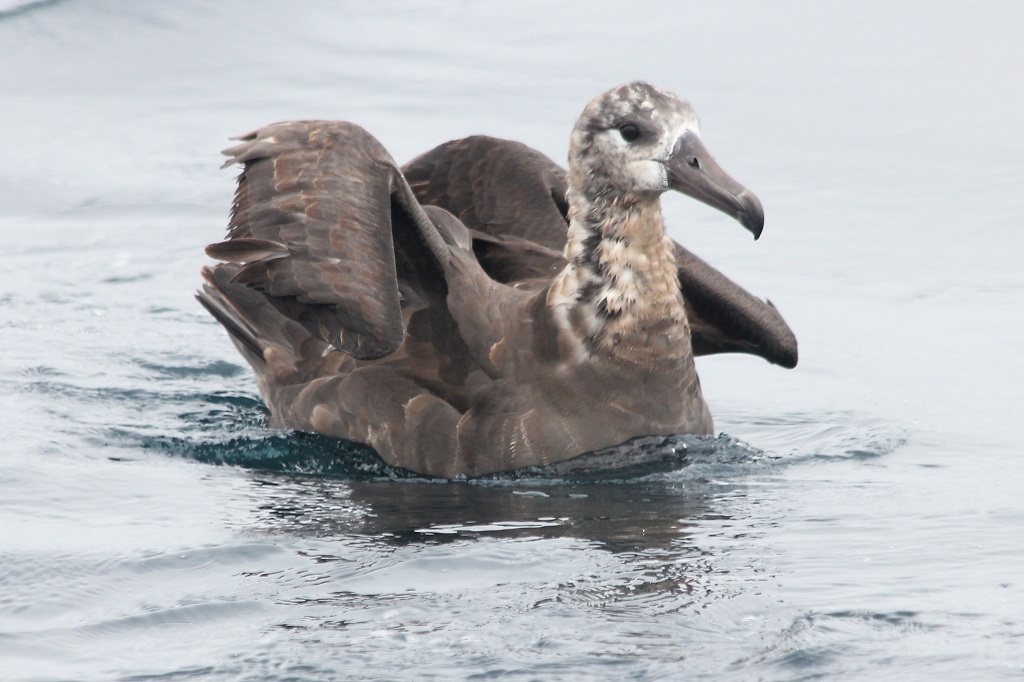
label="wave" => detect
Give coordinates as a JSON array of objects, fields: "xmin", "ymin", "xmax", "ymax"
[
  {"xmin": 0, "ymin": 0, "xmax": 63, "ymax": 19},
  {"xmin": 109, "ymin": 422, "xmax": 764, "ymax": 484}
]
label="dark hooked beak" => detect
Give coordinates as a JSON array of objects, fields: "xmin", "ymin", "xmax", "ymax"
[{"xmin": 665, "ymin": 131, "xmax": 764, "ymax": 239}]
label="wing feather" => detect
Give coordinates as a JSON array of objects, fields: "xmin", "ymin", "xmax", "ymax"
[
  {"xmin": 404, "ymin": 136, "xmax": 569, "ymax": 250},
  {"xmin": 209, "ymin": 120, "xmax": 447, "ymax": 359}
]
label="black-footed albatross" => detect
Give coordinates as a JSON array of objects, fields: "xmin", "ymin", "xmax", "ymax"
[{"xmin": 198, "ymin": 81, "xmax": 798, "ymax": 477}]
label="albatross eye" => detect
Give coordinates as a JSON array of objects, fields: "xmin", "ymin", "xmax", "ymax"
[{"xmin": 618, "ymin": 123, "xmax": 641, "ymax": 142}]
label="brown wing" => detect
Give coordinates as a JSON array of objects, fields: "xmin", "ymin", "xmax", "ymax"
[
  {"xmin": 402, "ymin": 135, "xmax": 798, "ymax": 368},
  {"xmin": 403, "ymin": 136, "xmax": 570, "ymax": 251},
  {"xmin": 208, "ymin": 120, "xmax": 451, "ymax": 360},
  {"xmin": 673, "ymin": 245, "xmax": 798, "ymax": 368}
]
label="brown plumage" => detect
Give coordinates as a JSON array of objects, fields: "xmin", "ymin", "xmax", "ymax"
[{"xmin": 198, "ymin": 82, "xmax": 798, "ymax": 477}]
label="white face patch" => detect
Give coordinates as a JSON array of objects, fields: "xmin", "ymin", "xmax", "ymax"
[
  {"xmin": 652, "ymin": 113, "xmax": 701, "ymax": 162},
  {"xmin": 591, "ymin": 127, "xmax": 668, "ymax": 192},
  {"xmin": 626, "ymin": 157, "xmax": 669, "ymax": 191},
  {"xmin": 570, "ymin": 82, "xmax": 705, "ymax": 195}
]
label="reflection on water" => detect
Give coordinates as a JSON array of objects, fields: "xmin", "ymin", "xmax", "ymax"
[
  {"xmin": 248, "ymin": 470, "xmax": 715, "ymax": 552},
  {"xmin": 227, "ymin": 465, "xmax": 752, "ymax": 671},
  {"xmin": 246, "ymin": 472, "xmax": 721, "ymax": 615}
]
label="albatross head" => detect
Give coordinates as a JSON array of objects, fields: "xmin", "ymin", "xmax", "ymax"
[{"xmin": 569, "ymin": 81, "xmax": 764, "ymax": 239}]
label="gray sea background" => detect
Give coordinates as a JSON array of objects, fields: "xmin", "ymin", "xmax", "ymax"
[{"xmin": 2, "ymin": 1, "xmax": 1022, "ymax": 679}]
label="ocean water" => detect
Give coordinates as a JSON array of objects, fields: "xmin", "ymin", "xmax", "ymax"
[{"xmin": 2, "ymin": 1, "xmax": 1023, "ymax": 679}]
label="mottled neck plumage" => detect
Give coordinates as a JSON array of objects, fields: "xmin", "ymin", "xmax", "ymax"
[{"xmin": 547, "ymin": 181, "xmax": 692, "ymax": 363}]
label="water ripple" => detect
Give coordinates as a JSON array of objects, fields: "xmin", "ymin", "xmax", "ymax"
[
  {"xmin": 737, "ymin": 609, "xmax": 936, "ymax": 676},
  {"xmin": 0, "ymin": 0, "xmax": 63, "ymax": 20}
]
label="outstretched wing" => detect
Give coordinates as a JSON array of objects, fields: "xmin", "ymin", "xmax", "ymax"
[
  {"xmin": 208, "ymin": 120, "xmax": 451, "ymax": 359},
  {"xmin": 402, "ymin": 136, "xmax": 798, "ymax": 368},
  {"xmin": 673, "ymin": 246, "xmax": 798, "ymax": 368}
]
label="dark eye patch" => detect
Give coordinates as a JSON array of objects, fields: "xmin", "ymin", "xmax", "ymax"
[{"xmin": 618, "ymin": 123, "xmax": 641, "ymax": 142}]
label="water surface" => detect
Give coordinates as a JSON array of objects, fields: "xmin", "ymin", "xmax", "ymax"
[{"xmin": 2, "ymin": 1, "xmax": 1023, "ymax": 679}]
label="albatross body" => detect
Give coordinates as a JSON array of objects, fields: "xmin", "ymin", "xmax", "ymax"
[{"xmin": 198, "ymin": 82, "xmax": 797, "ymax": 477}]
